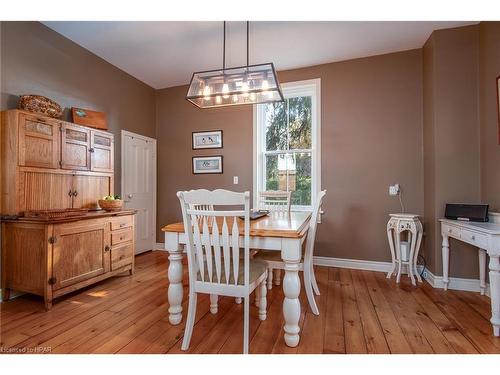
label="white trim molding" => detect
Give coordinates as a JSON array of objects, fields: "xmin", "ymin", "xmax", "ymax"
[{"xmin": 313, "ymin": 255, "xmax": 490, "ymax": 296}]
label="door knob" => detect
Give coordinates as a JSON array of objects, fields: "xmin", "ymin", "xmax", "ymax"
[{"xmin": 128, "ymin": 194, "xmax": 133, "ymax": 199}]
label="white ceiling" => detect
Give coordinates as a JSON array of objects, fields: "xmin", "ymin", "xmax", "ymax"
[{"xmin": 44, "ymin": 21, "xmax": 477, "ymax": 90}]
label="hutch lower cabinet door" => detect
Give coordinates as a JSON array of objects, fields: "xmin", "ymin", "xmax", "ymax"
[{"xmin": 51, "ymin": 219, "xmax": 111, "ymax": 291}]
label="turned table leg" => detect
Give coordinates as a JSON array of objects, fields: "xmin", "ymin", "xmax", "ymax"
[
  {"xmin": 386, "ymin": 225, "xmax": 396, "ymax": 278},
  {"xmin": 479, "ymin": 249, "xmax": 487, "ymax": 296},
  {"xmin": 442, "ymin": 235, "xmax": 450, "ymax": 291},
  {"xmin": 167, "ymin": 240, "xmax": 184, "ymax": 325},
  {"xmin": 489, "ymin": 255, "xmax": 500, "ymax": 336},
  {"xmin": 282, "ymin": 238, "xmax": 302, "ymax": 347}
]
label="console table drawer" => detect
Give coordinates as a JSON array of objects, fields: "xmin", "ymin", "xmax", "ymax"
[
  {"xmin": 442, "ymin": 224, "xmax": 461, "ymax": 238},
  {"xmin": 461, "ymin": 229, "xmax": 488, "ymax": 248}
]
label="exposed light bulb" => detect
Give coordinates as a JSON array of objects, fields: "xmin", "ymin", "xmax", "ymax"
[
  {"xmin": 203, "ymin": 86, "xmax": 211, "ymax": 101},
  {"xmin": 232, "ymin": 94, "xmax": 238, "ymax": 103},
  {"xmin": 215, "ymin": 95, "xmax": 222, "ymax": 104},
  {"xmin": 249, "ymin": 92, "xmax": 256, "ymax": 101},
  {"xmin": 222, "ymin": 83, "xmax": 229, "ymax": 99}
]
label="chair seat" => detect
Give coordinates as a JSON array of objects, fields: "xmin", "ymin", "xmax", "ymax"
[
  {"xmin": 197, "ymin": 258, "xmax": 268, "ymax": 285},
  {"xmin": 254, "ymin": 250, "xmax": 304, "ymax": 263}
]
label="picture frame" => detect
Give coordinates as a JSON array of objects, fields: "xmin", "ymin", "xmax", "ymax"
[
  {"xmin": 497, "ymin": 76, "xmax": 500, "ymax": 145},
  {"xmin": 192, "ymin": 130, "xmax": 223, "ymax": 150},
  {"xmin": 192, "ymin": 155, "xmax": 223, "ymax": 174}
]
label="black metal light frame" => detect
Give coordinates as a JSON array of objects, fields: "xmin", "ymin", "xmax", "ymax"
[{"xmin": 185, "ymin": 21, "xmax": 285, "ymax": 109}]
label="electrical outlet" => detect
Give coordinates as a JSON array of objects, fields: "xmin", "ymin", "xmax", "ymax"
[
  {"xmin": 233, "ymin": 176, "xmax": 239, "ymax": 185},
  {"xmin": 389, "ymin": 183, "xmax": 400, "ymax": 196}
]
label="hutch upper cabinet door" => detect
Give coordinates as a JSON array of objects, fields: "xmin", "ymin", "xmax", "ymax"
[
  {"xmin": 51, "ymin": 219, "xmax": 110, "ymax": 290},
  {"xmin": 61, "ymin": 123, "xmax": 91, "ymax": 171},
  {"xmin": 18, "ymin": 113, "xmax": 61, "ymax": 169},
  {"xmin": 72, "ymin": 174, "xmax": 112, "ymax": 209},
  {"xmin": 20, "ymin": 171, "xmax": 73, "ymax": 212},
  {"xmin": 90, "ymin": 130, "xmax": 114, "ymax": 173}
]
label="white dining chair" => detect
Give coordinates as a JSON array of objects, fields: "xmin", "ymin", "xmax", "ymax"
[
  {"xmin": 178, "ymin": 189, "xmax": 268, "ymax": 354},
  {"xmin": 254, "ymin": 190, "xmax": 326, "ymax": 315},
  {"xmin": 257, "ymin": 190, "xmax": 292, "ymax": 287},
  {"xmin": 258, "ymin": 190, "xmax": 292, "ymax": 214}
]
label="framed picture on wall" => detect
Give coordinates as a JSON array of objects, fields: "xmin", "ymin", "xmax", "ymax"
[
  {"xmin": 192, "ymin": 130, "xmax": 223, "ymax": 149},
  {"xmin": 192, "ymin": 156, "xmax": 223, "ymax": 174},
  {"xmin": 497, "ymin": 76, "xmax": 500, "ymax": 145}
]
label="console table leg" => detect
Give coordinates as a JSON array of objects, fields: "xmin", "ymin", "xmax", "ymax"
[
  {"xmin": 489, "ymin": 255, "xmax": 500, "ymax": 336},
  {"xmin": 396, "ymin": 231, "xmax": 402, "ymax": 284},
  {"xmin": 442, "ymin": 235, "xmax": 450, "ymax": 291},
  {"xmin": 479, "ymin": 249, "xmax": 487, "ymax": 295},
  {"xmin": 408, "ymin": 230, "xmax": 417, "ymax": 286}
]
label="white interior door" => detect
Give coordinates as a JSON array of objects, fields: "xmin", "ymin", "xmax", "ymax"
[{"xmin": 121, "ymin": 130, "xmax": 156, "ymax": 254}]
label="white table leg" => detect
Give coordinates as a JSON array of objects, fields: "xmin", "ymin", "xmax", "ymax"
[
  {"xmin": 414, "ymin": 229, "xmax": 423, "ymax": 283},
  {"xmin": 479, "ymin": 249, "xmax": 487, "ymax": 296},
  {"xmin": 166, "ymin": 234, "xmax": 184, "ymax": 325},
  {"xmin": 489, "ymin": 255, "xmax": 500, "ymax": 336},
  {"xmin": 407, "ymin": 229, "xmax": 417, "ymax": 286},
  {"xmin": 386, "ymin": 225, "xmax": 396, "ymax": 278},
  {"xmin": 396, "ymin": 229, "xmax": 402, "ymax": 284},
  {"xmin": 442, "ymin": 235, "xmax": 450, "ymax": 291},
  {"xmin": 282, "ymin": 238, "xmax": 302, "ymax": 347}
]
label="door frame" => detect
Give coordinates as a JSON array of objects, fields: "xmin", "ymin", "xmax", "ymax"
[{"xmin": 120, "ymin": 130, "xmax": 157, "ymax": 254}]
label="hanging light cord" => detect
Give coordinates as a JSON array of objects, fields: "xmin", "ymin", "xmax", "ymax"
[
  {"xmin": 246, "ymin": 21, "xmax": 249, "ymax": 67},
  {"xmin": 223, "ymin": 21, "xmax": 226, "ymax": 71}
]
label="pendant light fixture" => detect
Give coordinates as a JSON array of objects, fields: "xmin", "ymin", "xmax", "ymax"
[{"xmin": 186, "ymin": 21, "xmax": 284, "ymax": 109}]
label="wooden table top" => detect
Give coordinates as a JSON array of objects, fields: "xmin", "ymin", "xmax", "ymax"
[{"xmin": 161, "ymin": 211, "xmax": 312, "ymax": 239}]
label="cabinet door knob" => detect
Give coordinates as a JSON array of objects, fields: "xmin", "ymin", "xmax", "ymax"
[
  {"xmin": 105, "ymin": 245, "xmax": 111, "ymax": 252},
  {"xmin": 68, "ymin": 190, "xmax": 73, "ymax": 197},
  {"xmin": 89, "ymin": 148, "xmax": 95, "ymax": 153},
  {"xmin": 472, "ymin": 235, "xmax": 476, "ymax": 240},
  {"xmin": 73, "ymin": 190, "xmax": 78, "ymax": 197}
]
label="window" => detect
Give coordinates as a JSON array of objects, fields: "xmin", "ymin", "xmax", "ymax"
[{"xmin": 253, "ymin": 79, "xmax": 321, "ymax": 211}]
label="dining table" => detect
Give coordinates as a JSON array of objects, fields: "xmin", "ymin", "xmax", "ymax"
[{"xmin": 161, "ymin": 211, "xmax": 312, "ymax": 347}]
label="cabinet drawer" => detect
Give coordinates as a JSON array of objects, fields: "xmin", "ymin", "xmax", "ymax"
[
  {"xmin": 110, "ymin": 215, "xmax": 133, "ymax": 231},
  {"xmin": 111, "ymin": 227, "xmax": 133, "ymax": 245},
  {"xmin": 442, "ymin": 224, "xmax": 460, "ymax": 238},
  {"xmin": 461, "ymin": 229, "xmax": 488, "ymax": 248},
  {"xmin": 111, "ymin": 242, "xmax": 134, "ymax": 270}
]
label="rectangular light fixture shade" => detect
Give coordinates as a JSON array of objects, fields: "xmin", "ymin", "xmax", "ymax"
[{"xmin": 186, "ymin": 63, "xmax": 284, "ymax": 109}]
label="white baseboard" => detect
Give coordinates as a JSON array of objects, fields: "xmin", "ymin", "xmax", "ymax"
[
  {"xmin": 155, "ymin": 242, "xmax": 166, "ymax": 251},
  {"xmin": 423, "ymin": 268, "xmax": 490, "ymax": 296},
  {"xmin": 313, "ymin": 255, "xmax": 489, "ymax": 297}
]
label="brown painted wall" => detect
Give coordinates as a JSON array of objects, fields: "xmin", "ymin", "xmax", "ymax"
[
  {"xmin": 422, "ymin": 25, "xmax": 482, "ymax": 278},
  {"xmin": 479, "ymin": 22, "xmax": 500, "ymax": 211},
  {"xmin": 156, "ymin": 49, "xmax": 424, "ymax": 265},
  {"xmin": 0, "ymin": 21, "xmax": 156, "ymax": 193}
]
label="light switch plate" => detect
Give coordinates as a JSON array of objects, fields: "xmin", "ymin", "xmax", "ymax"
[{"xmin": 233, "ymin": 176, "xmax": 239, "ymax": 185}]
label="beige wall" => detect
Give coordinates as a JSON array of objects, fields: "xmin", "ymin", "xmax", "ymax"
[
  {"xmin": 479, "ymin": 22, "xmax": 500, "ymax": 210},
  {"xmin": 422, "ymin": 25, "xmax": 482, "ymax": 278},
  {"xmin": 3, "ymin": 21, "xmax": 499, "ymax": 279},
  {"xmin": 0, "ymin": 21, "xmax": 156, "ymax": 193},
  {"xmin": 156, "ymin": 49, "xmax": 425, "ymax": 264}
]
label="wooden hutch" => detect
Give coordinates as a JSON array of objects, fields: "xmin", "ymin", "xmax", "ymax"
[{"xmin": 0, "ymin": 109, "xmax": 136, "ymax": 309}]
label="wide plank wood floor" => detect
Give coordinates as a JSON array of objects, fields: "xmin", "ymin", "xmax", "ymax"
[{"xmin": 1, "ymin": 250, "xmax": 499, "ymax": 354}]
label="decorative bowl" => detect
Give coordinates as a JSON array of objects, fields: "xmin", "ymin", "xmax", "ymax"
[
  {"xmin": 98, "ymin": 199, "xmax": 123, "ymax": 211},
  {"xmin": 18, "ymin": 95, "xmax": 63, "ymax": 119}
]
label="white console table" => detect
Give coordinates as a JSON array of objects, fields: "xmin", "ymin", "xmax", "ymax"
[{"xmin": 440, "ymin": 217, "xmax": 500, "ymax": 336}]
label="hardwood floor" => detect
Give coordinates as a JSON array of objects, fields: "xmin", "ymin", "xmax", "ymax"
[{"xmin": 1, "ymin": 250, "xmax": 499, "ymax": 354}]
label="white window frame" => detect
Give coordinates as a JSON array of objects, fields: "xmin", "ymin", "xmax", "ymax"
[{"xmin": 253, "ymin": 78, "xmax": 321, "ymax": 211}]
